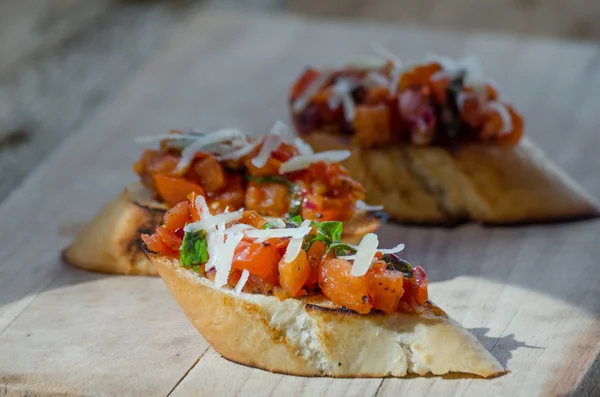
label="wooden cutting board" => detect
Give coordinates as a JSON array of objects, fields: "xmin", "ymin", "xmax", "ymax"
[{"xmin": 1, "ymin": 10, "xmax": 599, "ymax": 397}]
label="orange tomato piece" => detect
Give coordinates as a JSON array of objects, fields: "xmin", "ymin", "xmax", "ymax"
[
  {"xmin": 191, "ymin": 155, "xmax": 227, "ymax": 193},
  {"xmin": 244, "ymin": 156, "xmax": 282, "ymax": 177},
  {"xmin": 290, "ymin": 68, "xmax": 321, "ymax": 100},
  {"xmin": 304, "ymin": 240, "xmax": 326, "ymax": 289},
  {"xmin": 319, "ymin": 258, "xmax": 373, "ymax": 314},
  {"xmin": 153, "ymin": 174, "xmax": 206, "ymax": 208},
  {"xmin": 353, "ymin": 105, "xmax": 391, "ymax": 148},
  {"xmin": 279, "ymin": 250, "xmax": 311, "ymax": 297},
  {"xmin": 154, "ymin": 226, "xmax": 183, "ymax": 251},
  {"xmin": 244, "ymin": 181, "xmax": 290, "ymax": 217},
  {"xmin": 495, "ymin": 105, "xmax": 523, "ymax": 145},
  {"xmin": 162, "ymin": 201, "xmax": 190, "ymax": 232},
  {"xmin": 239, "ymin": 210, "xmax": 267, "ymax": 229},
  {"xmin": 209, "ymin": 174, "xmax": 246, "ymax": 213},
  {"xmin": 232, "ymin": 240, "xmax": 281, "ymax": 285},
  {"xmin": 187, "ymin": 191, "xmax": 203, "ymax": 221},
  {"xmin": 398, "ymin": 63, "xmax": 442, "ymax": 92},
  {"xmin": 141, "ymin": 232, "xmax": 178, "ymax": 257},
  {"xmin": 366, "ymin": 261, "xmax": 405, "ymax": 314}
]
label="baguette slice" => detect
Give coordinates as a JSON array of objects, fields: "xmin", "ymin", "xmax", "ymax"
[
  {"xmin": 63, "ymin": 183, "xmax": 379, "ymax": 276},
  {"xmin": 147, "ymin": 252, "xmax": 505, "ymax": 378},
  {"xmin": 303, "ymin": 132, "xmax": 599, "ymax": 225}
]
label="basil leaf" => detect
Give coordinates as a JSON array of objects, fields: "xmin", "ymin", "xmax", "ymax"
[
  {"xmin": 288, "ymin": 215, "xmax": 303, "ymax": 226},
  {"xmin": 180, "ymin": 230, "xmax": 208, "ymax": 268},
  {"xmin": 381, "ymin": 253, "xmax": 412, "ymax": 278},
  {"xmin": 262, "ymin": 222, "xmax": 278, "ymax": 229},
  {"xmin": 330, "ymin": 242, "xmax": 357, "ymax": 257},
  {"xmin": 250, "ymin": 175, "xmax": 295, "ymax": 190},
  {"xmin": 307, "ymin": 221, "xmax": 344, "ymax": 253}
]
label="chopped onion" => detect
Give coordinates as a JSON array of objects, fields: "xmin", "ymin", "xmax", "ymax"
[
  {"xmin": 279, "ymin": 150, "xmax": 351, "ymax": 174},
  {"xmin": 214, "ymin": 232, "xmax": 245, "ymax": 287},
  {"xmin": 234, "ymin": 270, "xmax": 250, "ymax": 294},
  {"xmin": 355, "ymin": 200, "xmax": 384, "ymax": 212},
  {"xmin": 175, "ymin": 129, "xmax": 243, "ymax": 173},
  {"xmin": 350, "ymin": 233, "xmax": 379, "ymax": 277}
]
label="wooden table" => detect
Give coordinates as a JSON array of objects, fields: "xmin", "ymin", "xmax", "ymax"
[{"xmin": 1, "ymin": 11, "xmax": 599, "ymax": 397}]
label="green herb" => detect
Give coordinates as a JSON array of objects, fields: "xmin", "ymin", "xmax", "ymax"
[
  {"xmin": 250, "ymin": 175, "xmax": 295, "ymax": 190},
  {"xmin": 180, "ymin": 230, "xmax": 208, "ymax": 268},
  {"xmin": 303, "ymin": 220, "xmax": 344, "ymax": 252},
  {"xmin": 330, "ymin": 242, "xmax": 357, "ymax": 257},
  {"xmin": 287, "ymin": 215, "xmax": 303, "ymax": 226},
  {"xmin": 381, "ymin": 254, "xmax": 413, "ymax": 278},
  {"xmin": 262, "ymin": 222, "xmax": 278, "ymax": 229},
  {"xmin": 440, "ymin": 69, "xmax": 465, "ymax": 139}
]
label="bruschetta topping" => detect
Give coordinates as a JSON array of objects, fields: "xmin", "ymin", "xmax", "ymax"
[
  {"xmin": 142, "ymin": 196, "xmax": 428, "ymax": 314},
  {"xmin": 290, "ymin": 52, "xmax": 524, "ymax": 147},
  {"xmin": 133, "ymin": 122, "xmax": 368, "ymax": 222}
]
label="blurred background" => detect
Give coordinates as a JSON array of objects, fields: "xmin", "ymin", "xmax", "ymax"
[{"xmin": 1, "ymin": 0, "xmax": 599, "ymax": 203}]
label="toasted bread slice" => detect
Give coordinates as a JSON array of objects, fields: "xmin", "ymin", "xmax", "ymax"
[
  {"xmin": 146, "ymin": 252, "xmax": 505, "ymax": 378},
  {"xmin": 63, "ymin": 183, "xmax": 380, "ymax": 276},
  {"xmin": 303, "ymin": 132, "xmax": 599, "ymax": 225}
]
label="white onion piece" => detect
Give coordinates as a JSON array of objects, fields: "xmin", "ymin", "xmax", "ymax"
[
  {"xmin": 214, "ymin": 232, "xmax": 244, "ymax": 287},
  {"xmin": 279, "ymin": 150, "xmax": 351, "ymax": 174},
  {"xmin": 350, "ymin": 233, "xmax": 379, "ymax": 277},
  {"xmin": 234, "ymin": 270, "xmax": 250, "ymax": 294},
  {"xmin": 355, "ymin": 200, "xmax": 384, "ymax": 212},
  {"xmin": 175, "ymin": 129, "xmax": 243, "ymax": 173}
]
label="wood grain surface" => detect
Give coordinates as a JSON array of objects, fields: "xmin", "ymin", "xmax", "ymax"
[{"xmin": 0, "ymin": 10, "xmax": 599, "ymax": 397}]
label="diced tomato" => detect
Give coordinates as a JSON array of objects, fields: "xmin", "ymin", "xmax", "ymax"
[
  {"xmin": 232, "ymin": 240, "xmax": 281, "ymax": 285},
  {"xmin": 162, "ymin": 201, "xmax": 190, "ymax": 232},
  {"xmin": 366, "ymin": 261, "xmax": 405, "ymax": 314},
  {"xmin": 398, "ymin": 63, "xmax": 442, "ymax": 92},
  {"xmin": 242, "ymin": 273, "xmax": 277, "ymax": 296},
  {"xmin": 353, "ymin": 105, "xmax": 391, "ymax": 148},
  {"xmin": 365, "ymin": 86, "xmax": 390, "ymax": 105},
  {"xmin": 271, "ymin": 142, "xmax": 300, "ymax": 162},
  {"xmin": 153, "ymin": 174, "xmax": 206, "ymax": 208},
  {"xmin": 244, "ymin": 156, "xmax": 282, "ymax": 177},
  {"xmin": 304, "ymin": 240, "xmax": 326, "ymax": 289},
  {"xmin": 244, "ymin": 181, "xmax": 290, "ymax": 217},
  {"xmin": 154, "ymin": 226, "xmax": 183, "ymax": 251},
  {"xmin": 187, "ymin": 191, "xmax": 202, "ymax": 221},
  {"xmin": 494, "ymin": 105, "xmax": 523, "ymax": 145},
  {"xmin": 209, "ymin": 174, "xmax": 246, "ymax": 213},
  {"xmin": 279, "ymin": 250, "xmax": 311, "ymax": 297},
  {"xmin": 141, "ymin": 232, "xmax": 178, "ymax": 257},
  {"xmin": 239, "ymin": 210, "xmax": 267, "ymax": 229},
  {"xmin": 319, "ymin": 258, "xmax": 373, "ymax": 314},
  {"xmin": 191, "ymin": 155, "xmax": 227, "ymax": 193}
]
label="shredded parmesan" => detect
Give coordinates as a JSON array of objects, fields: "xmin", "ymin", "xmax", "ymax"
[
  {"xmin": 350, "ymin": 233, "xmax": 379, "ymax": 277},
  {"xmin": 294, "ymin": 137, "xmax": 314, "ymax": 156},
  {"xmin": 283, "ymin": 238, "xmax": 304, "ymax": 263},
  {"xmin": 328, "ymin": 77, "xmax": 357, "ymax": 122},
  {"xmin": 263, "ymin": 217, "xmax": 287, "ymax": 228},
  {"xmin": 205, "ymin": 230, "xmax": 224, "ymax": 271},
  {"xmin": 251, "ymin": 124, "xmax": 282, "ymax": 168},
  {"xmin": 195, "ymin": 195, "xmax": 210, "ymax": 218},
  {"xmin": 216, "ymin": 140, "xmax": 260, "ymax": 161},
  {"xmin": 244, "ymin": 226, "xmax": 311, "ymax": 242},
  {"xmin": 292, "ymin": 71, "xmax": 332, "ymax": 113},
  {"xmin": 363, "ymin": 71, "xmax": 390, "ymax": 88},
  {"xmin": 175, "ymin": 129, "xmax": 243, "ymax": 173},
  {"xmin": 134, "ymin": 134, "xmax": 200, "ymax": 144},
  {"xmin": 234, "ymin": 269, "xmax": 250, "ymax": 294},
  {"xmin": 279, "ymin": 150, "xmax": 351, "ymax": 174},
  {"xmin": 355, "ymin": 200, "xmax": 384, "ymax": 212},
  {"xmin": 371, "ymin": 42, "xmax": 402, "ymax": 66},
  {"xmin": 486, "ymin": 101, "xmax": 513, "ymax": 135},
  {"xmin": 214, "ymin": 232, "xmax": 245, "ymax": 287},
  {"xmin": 184, "ymin": 211, "xmax": 243, "ymax": 233},
  {"xmin": 378, "ymin": 243, "xmax": 405, "ymax": 255}
]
